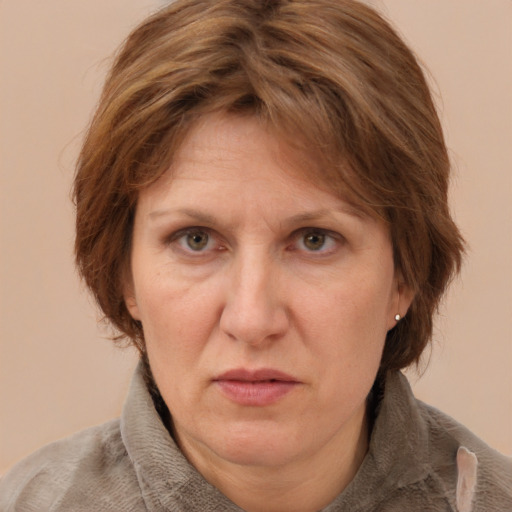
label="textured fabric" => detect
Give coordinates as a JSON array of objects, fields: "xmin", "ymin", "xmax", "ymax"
[{"xmin": 1, "ymin": 365, "xmax": 511, "ymax": 511}]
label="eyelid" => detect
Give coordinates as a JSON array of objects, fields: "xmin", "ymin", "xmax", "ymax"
[
  {"xmin": 292, "ymin": 226, "xmax": 342, "ymax": 239},
  {"xmin": 165, "ymin": 226, "xmax": 223, "ymax": 255},
  {"xmin": 165, "ymin": 226, "xmax": 207, "ymax": 243},
  {"xmin": 162, "ymin": 225, "xmax": 344, "ymax": 256},
  {"xmin": 290, "ymin": 227, "xmax": 344, "ymax": 254}
]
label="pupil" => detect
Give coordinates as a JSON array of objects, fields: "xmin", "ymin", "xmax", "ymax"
[
  {"xmin": 305, "ymin": 233, "xmax": 325, "ymax": 250},
  {"xmin": 187, "ymin": 231, "xmax": 208, "ymax": 250}
]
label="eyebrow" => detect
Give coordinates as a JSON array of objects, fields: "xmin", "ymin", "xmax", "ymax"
[
  {"xmin": 148, "ymin": 206, "xmax": 366, "ymax": 228},
  {"xmin": 149, "ymin": 208, "xmax": 217, "ymax": 223},
  {"xmin": 283, "ymin": 206, "xmax": 366, "ymax": 225}
]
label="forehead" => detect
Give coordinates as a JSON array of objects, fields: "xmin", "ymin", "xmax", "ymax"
[{"xmin": 144, "ymin": 112, "xmax": 371, "ymax": 219}]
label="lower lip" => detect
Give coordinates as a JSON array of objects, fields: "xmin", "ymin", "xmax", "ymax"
[{"xmin": 215, "ymin": 380, "xmax": 299, "ymax": 406}]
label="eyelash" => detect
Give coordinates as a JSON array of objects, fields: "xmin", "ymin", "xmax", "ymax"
[
  {"xmin": 167, "ymin": 227, "xmax": 223, "ymax": 255},
  {"xmin": 165, "ymin": 227, "xmax": 343, "ymax": 257},
  {"xmin": 290, "ymin": 228, "xmax": 341, "ymax": 255}
]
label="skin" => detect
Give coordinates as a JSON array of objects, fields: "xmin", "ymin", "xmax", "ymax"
[{"xmin": 125, "ymin": 114, "xmax": 412, "ymax": 512}]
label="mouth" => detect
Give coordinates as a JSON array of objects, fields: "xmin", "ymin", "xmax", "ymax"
[{"xmin": 213, "ymin": 368, "xmax": 301, "ymax": 406}]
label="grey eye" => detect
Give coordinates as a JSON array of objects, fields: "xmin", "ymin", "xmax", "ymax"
[
  {"xmin": 186, "ymin": 231, "xmax": 210, "ymax": 251},
  {"xmin": 303, "ymin": 232, "xmax": 326, "ymax": 251}
]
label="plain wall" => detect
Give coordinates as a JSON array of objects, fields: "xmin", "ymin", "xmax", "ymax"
[{"xmin": 1, "ymin": 0, "xmax": 511, "ymax": 474}]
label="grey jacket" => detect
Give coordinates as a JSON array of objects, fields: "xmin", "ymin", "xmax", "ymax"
[{"xmin": 1, "ymin": 365, "xmax": 511, "ymax": 511}]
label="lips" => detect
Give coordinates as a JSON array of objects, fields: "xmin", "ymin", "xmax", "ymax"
[{"xmin": 213, "ymin": 368, "xmax": 300, "ymax": 406}]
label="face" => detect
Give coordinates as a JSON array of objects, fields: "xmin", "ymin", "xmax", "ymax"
[{"xmin": 125, "ymin": 114, "xmax": 405, "ymax": 471}]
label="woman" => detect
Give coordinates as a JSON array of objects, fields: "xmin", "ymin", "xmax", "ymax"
[{"xmin": 1, "ymin": 0, "xmax": 510, "ymax": 510}]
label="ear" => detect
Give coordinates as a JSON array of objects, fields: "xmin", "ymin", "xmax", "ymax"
[
  {"xmin": 123, "ymin": 275, "xmax": 141, "ymax": 321},
  {"xmin": 387, "ymin": 276, "xmax": 415, "ymax": 330},
  {"xmin": 397, "ymin": 280, "xmax": 415, "ymax": 317}
]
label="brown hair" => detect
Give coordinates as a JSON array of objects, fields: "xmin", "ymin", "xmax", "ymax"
[{"xmin": 74, "ymin": 0, "xmax": 464, "ymax": 372}]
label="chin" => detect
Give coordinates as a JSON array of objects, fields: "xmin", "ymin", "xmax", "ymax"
[{"xmin": 205, "ymin": 421, "xmax": 306, "ymax": 468}]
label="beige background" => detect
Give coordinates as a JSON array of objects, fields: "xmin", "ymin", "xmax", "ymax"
[{"xmin": 1, "ymin": 0, "xmax": 511, "ymax": 474}]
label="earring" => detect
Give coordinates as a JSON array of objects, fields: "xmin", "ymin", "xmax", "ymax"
[{"xmin": 395, "ymin": 289, "xmax": 401, "ymax": 322}]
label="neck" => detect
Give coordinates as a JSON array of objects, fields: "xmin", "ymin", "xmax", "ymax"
[{"xmin": 176, "ymin": 407, "xmax": 369, "ymax": 512}]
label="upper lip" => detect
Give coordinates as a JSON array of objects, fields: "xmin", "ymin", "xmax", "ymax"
[{"xmin": 214, "ymin": 368, "xmax": 299, "ymax": 382}]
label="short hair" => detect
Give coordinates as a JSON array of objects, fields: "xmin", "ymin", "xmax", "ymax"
[{"xmin": 74, "ymin": 0, "xmax": 464, "ymax": 372}]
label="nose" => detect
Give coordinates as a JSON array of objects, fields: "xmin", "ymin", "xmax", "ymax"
[{"xmin": 219, "ymin": 250, "xmax": 289, "ymax": 347}]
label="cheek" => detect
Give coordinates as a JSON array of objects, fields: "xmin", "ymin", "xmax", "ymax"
[
  {"xmin": 140, "ymin": 279, "xmax": 219, "ymax": 411},
  {"xmin": 309, "ymin": 277, "xmax": 392, "ymax": 341},
  {"xmin": 135, "ymin": 269, "xmax": 219, "ymax": 357},
  {"xmin": 295, "ymin": 275, "xmax": 392, "ymax": 385},
  {"xmin": 310, "ymin": 289, "xmax": 388, "ymax": 404}
]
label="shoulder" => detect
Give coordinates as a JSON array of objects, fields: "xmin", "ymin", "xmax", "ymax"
[
  {"xmin": 0, "ymin": 419, "xmax": 145, "ymax": 511},
  {"xmin": 418, "ymin": 400, "xmax": 512, "ymax": 511}
]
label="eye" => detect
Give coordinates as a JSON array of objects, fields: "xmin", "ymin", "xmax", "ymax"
[
  {"xmin": 172, "ymin": 228, "xmax": 217, "ymax": 253},
  {"xmin": 303, "ymin": 232, "xmax": 327, "ymax": 251},
  {"xmin": 184, "ymin": 230, "xmax": 210, "ymax": 251},
  {"xmin": 293, "ymin": 229, "xmax": 339, "ymax": 254}
]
